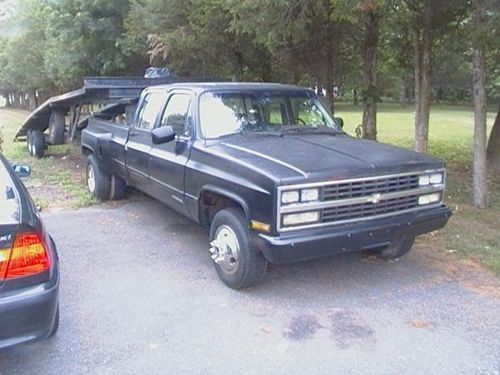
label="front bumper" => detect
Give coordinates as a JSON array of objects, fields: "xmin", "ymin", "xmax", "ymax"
[{"xmin": 254, "ymin": 205, "xmax": 451, "ymax": 264}]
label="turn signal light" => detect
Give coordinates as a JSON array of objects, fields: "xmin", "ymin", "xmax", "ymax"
[{"xmin": 0, "ymin": 233, "xmax": 50, "ymax": 281}]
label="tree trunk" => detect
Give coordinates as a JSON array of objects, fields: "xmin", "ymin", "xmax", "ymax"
[
  {"xmin": 324, "ymin": 27, "xmax": 335, "ymax": 113},
  {"xmin": 472, "ymin": 0, "xmax": 488, "ymax": 208},
  {"xmin": 414, "ymin": 4, "xmax": 432, "ymax": 154},
  {"xmin": 27, "ymin": 90, "xmax": 38, "ymax": 111},
  {"xmin": 361, "ymin": 5, "xmax": 379, "ymax": 141},
  {"xmin": 487, "ymin": 104, "xmax": 500, "ymax": 171}
]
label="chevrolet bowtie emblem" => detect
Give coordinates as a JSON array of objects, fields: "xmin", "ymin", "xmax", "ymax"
[{"xmin": 368, "ymin": 193, "xmax": 382, "ymax": 204}]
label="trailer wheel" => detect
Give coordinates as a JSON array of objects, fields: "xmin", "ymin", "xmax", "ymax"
[
  {"xmin": 31, "ymin": 130, "xmax": 45, "ymax": 158},
  {"xmin": 26, "ymin": 131, "xmax": 33, "ymax": 156},
  {"xmin": 86, "ymin": 154, "xmax": 110, "ymax": 200},
  {"xmin": 49, "ymin": 110, "xmax": 65, "ymax": 145}
]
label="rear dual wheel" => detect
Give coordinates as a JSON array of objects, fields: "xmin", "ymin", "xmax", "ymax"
[{"xmin": 86, "ymin": 154, "xmax": 126, "ymax": 201}]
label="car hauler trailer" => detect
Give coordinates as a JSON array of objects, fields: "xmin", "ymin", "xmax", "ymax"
[{"xmin": 14, "ymin": 76, "xmax": 223, "ymax": 158}]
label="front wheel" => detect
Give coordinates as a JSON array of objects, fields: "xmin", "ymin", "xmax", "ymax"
[
  {"xmin": 209, "ymin": 208, "xmax": 268, "ymax": 289},
  {"xmin": 374, "ymin": 237, "xmax": 415, "ymax": 260}
]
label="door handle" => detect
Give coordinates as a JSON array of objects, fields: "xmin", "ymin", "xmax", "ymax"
[{"xmin": 129, "ymin": 131, "xmax": 139, "ymax": 137}]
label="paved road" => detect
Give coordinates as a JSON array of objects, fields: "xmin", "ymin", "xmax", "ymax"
[{"xmin": 1, "ymin": 197, "xmax": 499, "ymax": 374}]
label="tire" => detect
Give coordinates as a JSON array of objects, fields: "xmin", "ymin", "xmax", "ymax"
[
  {"xmin": 48, "ymin": 306, "xmax": 59, "ymax": 338},
  {"xmin": 209, "ymin": 208, "xmax": 268, "ymax": 289},
  {"xmin": 374, "ymin": 237, "xmax": 415, "ymax": 260},
  {"xmin": 86, "ymin": 154, "xmax": 110, "ymax": 200},
  {"xmin": 49, "ymin": 111, "xmax": 65, "ymax": 145},
  {"xmin": 109, "ymin": 175, "xmax": 127, "ymax": 200},
  {"xmin": 31, "ymin": 130, "xmax": 45, "ymax": 158},
  {"xmin": 26, "ymin": 131, "xmax": 33, "ymax": 155}
]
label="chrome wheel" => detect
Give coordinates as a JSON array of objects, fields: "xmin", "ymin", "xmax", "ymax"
[
  {"xmin": 209, "ymin": 225, "xmax": 240, "ymax": 275},
  {"xmin": 87, "ymin": 164, "xmax": 96, "ymax": 193}
]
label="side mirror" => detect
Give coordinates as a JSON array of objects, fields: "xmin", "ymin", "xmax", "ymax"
[
  {"xmin": 152, "ymin": 126, "xmax": 176, "ymax": 145},
  {"xmin": 334, "ymin": 117, "xmax": 344, "ymax": 128},
  {"xmin": 12, "ymin": 165, "xmax": 31, "ymax": 178}
]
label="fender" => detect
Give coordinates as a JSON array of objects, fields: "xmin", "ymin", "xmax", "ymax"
[
  {"xmin": 198, "ymin": 184, "xmax": 251, "ymax": 220},
  {"xmin": 81, "ymin": 128, "xmax": 114, "ymax": 173}
]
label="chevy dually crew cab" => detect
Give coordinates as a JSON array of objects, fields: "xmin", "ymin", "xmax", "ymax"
[{"xmin": 81, "ymin": 82, "xmax": 451, "ymax": 289}]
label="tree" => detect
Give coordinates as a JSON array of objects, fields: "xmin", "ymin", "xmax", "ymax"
[
  {"xmin": 487, "ymin": 104, "xmax": 500, "ymax": 172},
  {"xmin": 42, "ymin": 0, "xmax": 140, "ymax": 91},
  {"xmin": 360, "ymin": 0, "xmax": 381, "ymax": 140},
  {"xmin": 471, "ymin": 0, "xmax": 488, "ymax": 208},
  {"xmin": 485, "ymin": 0, "xmax": 500, "ymax": 172},
  {"xmin": 401, "ymin": 0, "xmax": 468, "ymax": 153},
  {"xmin": 123, "ymin": 0, "xmax": 271, "ymax": 81}
]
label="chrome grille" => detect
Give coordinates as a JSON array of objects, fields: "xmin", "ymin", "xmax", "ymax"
[
  {"xmin": 277, "ymin": 170, "xmax": 445, "ymax": 232},
  {"xmin": 322, "ymin": 195, "xmax": 419, "ymax": 223},
  {"xmin": 323, "ymin": 174, "xmax": 419, "ymax": 201}
]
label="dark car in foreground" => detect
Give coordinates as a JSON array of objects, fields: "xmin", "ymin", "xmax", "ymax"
[
  {"xmin": 0, "ymin": 154, "xmax": 59, "ymax": 349},
  {"xmin": 82, "ymin": 82, "xmax": 451, "ymax": 289}
]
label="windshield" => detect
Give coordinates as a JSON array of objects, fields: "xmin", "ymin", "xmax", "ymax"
[{"xmin": 199, "ymin": 90, "xmax": 340, "ymax": 138}]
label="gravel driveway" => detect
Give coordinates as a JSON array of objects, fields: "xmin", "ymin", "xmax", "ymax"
[{"xmin": 1, "ymin": 197, "xmax": 499, "ymax": 374}]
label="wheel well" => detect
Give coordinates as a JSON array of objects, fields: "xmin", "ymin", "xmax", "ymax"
[
  {"xmin": 82, "ymin": 146, "xmax": 92, "ymax": 156},
  {"xmin": 198, "ymin": 191, "xmax": 246, "ymax": 229}
]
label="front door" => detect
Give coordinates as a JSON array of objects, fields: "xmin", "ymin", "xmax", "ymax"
[
  {"xmin": 149, "ymin": 91, "xmax": 193, "ymax": 215},
  {"xmin": 125, "ymin": 90, "xmax": 166, "ymax": 192}
]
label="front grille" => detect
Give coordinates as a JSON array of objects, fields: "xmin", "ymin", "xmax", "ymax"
[
  {"xmin": 322, "ymin": 195, "xmax": 419, "ymax": 223},
  {"xmin": 323, "ymin": 174, "xmax": 419, "ymax": 201},
  {"xmin": 277, "ymin": 170, "xmax": 445, "ymax": 232}
]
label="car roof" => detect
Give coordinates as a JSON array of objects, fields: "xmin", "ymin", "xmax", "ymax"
[
  {"xmin": 148, "ymin": 82, "xmax": 312, "ymax": 94},
  {"xmin": 0, "ymin": 155, "xmax": 21, "ymax": 225}
]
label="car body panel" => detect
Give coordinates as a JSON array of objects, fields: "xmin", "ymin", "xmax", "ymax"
[{"xmin": 0, "ymin": 154, "xmax": 60, "ymax": 349}]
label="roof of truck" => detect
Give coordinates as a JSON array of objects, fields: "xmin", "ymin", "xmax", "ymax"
[{"xmin": 150, "ymin": 82, "xmax": 311, "ymax": 93}]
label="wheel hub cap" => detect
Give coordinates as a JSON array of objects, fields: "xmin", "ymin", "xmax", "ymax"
[
  {"xmin": 209, "ymin": 225, "xmax": 240, "ymax": 275},
  {"xmin": 87, "ymin": 165, "xmax": 96, "ymax": 193}
]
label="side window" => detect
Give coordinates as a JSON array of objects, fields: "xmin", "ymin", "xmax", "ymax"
[
  {"xmin": 160, "ymin": 94, "xmax": 192, "ymax": 137},
  {"xmin": 136, "ymin": 92, "xmax": 165, "ymax": 130}
]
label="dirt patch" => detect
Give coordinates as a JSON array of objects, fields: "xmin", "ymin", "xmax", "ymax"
[
  {"xmin": 22, "ymin": 146, "xmax": 95, "ymax": 212},
  {"xmin": 415, "ymin": 236, "xmax": 500, "ymax": 299}
]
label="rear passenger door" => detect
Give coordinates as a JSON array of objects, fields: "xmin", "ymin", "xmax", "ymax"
[
  {"xmin": 149, "ymin": 91, "xmax": 193, "ymax": 215},
  {"xmin": 125, "ymin": 90, "xmax": 166, "ymax": 192}
]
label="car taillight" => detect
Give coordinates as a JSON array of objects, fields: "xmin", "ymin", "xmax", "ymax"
[{"xmin": 0, "ymin": 233, "xmax": 50, "ymax": 281}]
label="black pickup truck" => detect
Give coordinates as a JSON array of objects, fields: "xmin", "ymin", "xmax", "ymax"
[{"xmin": 81, "ymin": 82, "xmax": 451, "ymax": 289}]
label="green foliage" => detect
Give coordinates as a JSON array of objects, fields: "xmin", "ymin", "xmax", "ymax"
[{"xmin": 0, "ymin": 0, "xmax": 498, "ymax": 102}]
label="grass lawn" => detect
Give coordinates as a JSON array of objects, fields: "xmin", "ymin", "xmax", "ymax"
[
  {"xmin": 336, "ymin": 103, "xmax": 500, "ymax": 275},
  {"xmin": 0, "ymin": 108, "xmax": 96, "ymax": 209},
  {"xmin": 1, "ymin": 104, "xmax": 499, "ymax": 275}
]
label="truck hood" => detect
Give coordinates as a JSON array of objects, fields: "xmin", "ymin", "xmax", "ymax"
[{"xmin": 214, "ymin": 133, "xmax": 443, "ymax": 183}]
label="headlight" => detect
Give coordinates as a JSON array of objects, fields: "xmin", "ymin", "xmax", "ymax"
[
  {"xmin": 419, "ymin": 172, "xmax": 443, "ymax": 186},
  {"xmin": 301, "ymin": 188, "xmax": 319, "ymax": 202},
  {"xmin": 418, "ymin": 192, "xmax": 441, "ymax": 205},
  {"xmin": 281, "ymin": 190, "xmax": 299, "ymax": 204},
  {"xmin": 283, "ymin": 211, "xmax": 320, "ymax": 226},
  {"xmin": 429, "ymin": 173, "xmax": 443, "ymax": 184}
]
